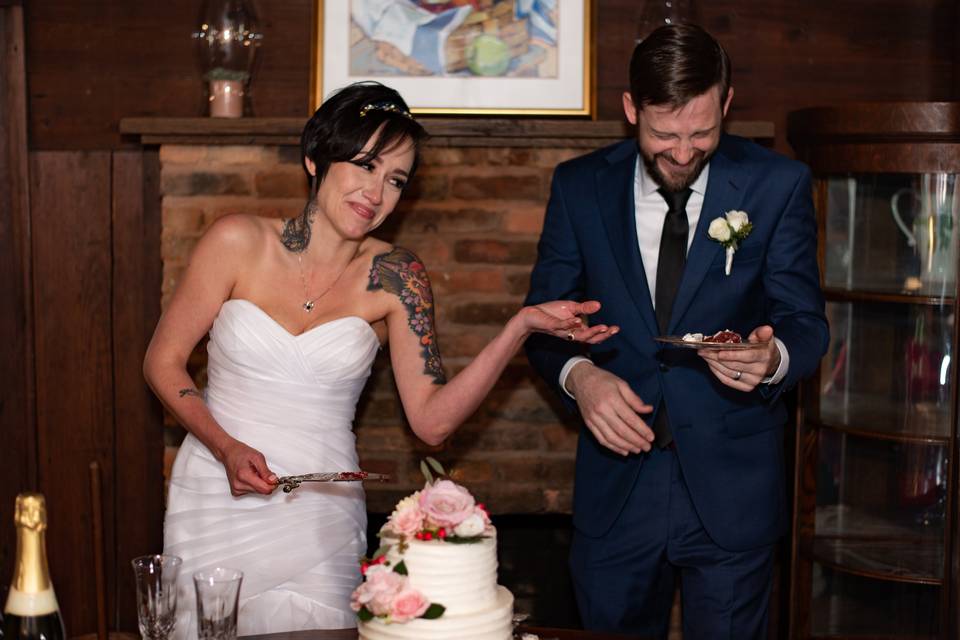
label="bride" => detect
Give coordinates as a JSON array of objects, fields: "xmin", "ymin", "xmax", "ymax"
[{"xmin": 142, "ymin": 81, "xmax": 617, "ymax": 638}]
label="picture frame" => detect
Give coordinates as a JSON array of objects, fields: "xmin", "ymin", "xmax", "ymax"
[{"xmin": 311, "ymin": 0, "xmax": 594, "ymax": 117}]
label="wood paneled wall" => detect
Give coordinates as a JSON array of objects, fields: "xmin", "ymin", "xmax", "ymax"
[
  {"xmin": 19, "ymin": 150, "xmax": 164, "ymax": 634},
  {"xmin": 0, "ymin": 145, "xmax": 163, "ymax": 634},
  {"xmin": 0, "ymin": 0, "xmax": 34, "ymax": 592},
  {"xmin": 31, "ymin": 151, "xmax": 115, "ymax": 632},
  {"xmin": 111, "ymin": 149, "xmax": 165, "ymax": 631},
  {"xmin": 23, "ymin": 0, "xmax": 960, "ymax": 152},
  {"xmin": 4, "ymin": 10, "xmax": 165, "ymax": 631}
]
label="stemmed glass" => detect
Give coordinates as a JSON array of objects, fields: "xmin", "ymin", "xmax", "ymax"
[{"xmin": 131, "ymin": 554, "xmax": 182, "ymax": 640}]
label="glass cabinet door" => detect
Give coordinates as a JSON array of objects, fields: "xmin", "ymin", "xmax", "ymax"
[
  {"xmin": 822, "ymin": 174, "xmax": 959, "ymax": 297},
  {"xmin": 789, "ymin": 103, "xmax": 960, "ymax": 640},
  {"xmin": 810, "ymin": 561, "xmax": 940, "ymax": 637},
  {"xmin": 810, "ymin": 431, "xmax": 945, "ymax": 637},
  {"xmin": 819, "ymin": 301, "xmax": 953, "ymax": 439},
  {"xmin": 800, "ymin": 171, "xmax": 958, "ymax": 639}
]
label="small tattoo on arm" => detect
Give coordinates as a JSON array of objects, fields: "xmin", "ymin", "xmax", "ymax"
[
  {"xmin": 368, "ymin": 247, "xmax": 447, "ymax": 385},
  {"xmin": 178, "ymin": 388, "xmax": 203, "ymax": 399}
]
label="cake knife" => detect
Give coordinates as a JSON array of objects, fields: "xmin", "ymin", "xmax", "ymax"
[{"xmin": 275, "ymin": 471, "xmax": 390, "ymax": 493}]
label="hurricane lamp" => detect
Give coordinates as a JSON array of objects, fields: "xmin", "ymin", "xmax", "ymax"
[{"xmin": 194, "ymin": 0, "xmax": 263, "ymax": 117}]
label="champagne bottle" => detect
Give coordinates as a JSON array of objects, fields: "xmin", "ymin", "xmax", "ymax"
[{"xmin": 2, "ymin": 493, "xmax": 65, "ymax": 640}]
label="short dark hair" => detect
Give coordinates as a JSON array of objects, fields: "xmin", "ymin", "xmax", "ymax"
[
  {"xmin": 628, "ymin": 24, "xmax": 731, "ymax": 110},
  {"xmin": 300, "ymin": 81, "xmax": 428, "ymax": 195}
]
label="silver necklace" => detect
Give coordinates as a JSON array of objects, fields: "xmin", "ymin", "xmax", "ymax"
[{"xmin": 295, "ymin": 248, "xmax": 356, "ymax": 313}]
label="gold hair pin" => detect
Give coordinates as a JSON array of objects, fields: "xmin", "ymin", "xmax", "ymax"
[{"xmin": 359, "ymin": 101, "xmax": 414, "ymax": 120}]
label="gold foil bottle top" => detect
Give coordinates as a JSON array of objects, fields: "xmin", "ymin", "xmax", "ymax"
[
  {"xmin": 8, "ymin": 492, "xmax": 53, "ymax": 596},
  {"xmin": 13, "ymin": 492, "xmax": 47, "ymax": 532}
]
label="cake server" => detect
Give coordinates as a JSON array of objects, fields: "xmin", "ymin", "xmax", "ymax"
[{"xmin": 275, "ymin": 471, "xmax": 390, "ymax": 493}]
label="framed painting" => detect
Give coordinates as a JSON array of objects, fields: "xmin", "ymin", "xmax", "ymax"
[{"xmin": 312, "ymin": 0, "xmax": 593, "ymax": 116}]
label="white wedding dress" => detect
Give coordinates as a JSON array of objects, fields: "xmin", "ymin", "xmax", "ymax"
[{"xmin": 164, "ymin": 299, "xmax": 380, "ymax": 639}]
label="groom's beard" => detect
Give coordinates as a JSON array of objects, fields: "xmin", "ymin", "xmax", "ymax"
[{"xmin": 642, "ymin": 147, "xmax": 710, "ymax": 193}]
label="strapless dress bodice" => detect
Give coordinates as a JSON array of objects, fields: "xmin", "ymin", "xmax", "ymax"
[{"xmin": 205, "ymin": 298, "xmax": 380, "ymax": 433}]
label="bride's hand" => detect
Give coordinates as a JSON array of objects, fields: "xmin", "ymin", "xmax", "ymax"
[
  {"xmin": 219, "ymin": 439, "xmax": 278, "ymax": 496},
  {"xmin": 518, "ymin": 300, "xmax": 619, "ymax": 344}
]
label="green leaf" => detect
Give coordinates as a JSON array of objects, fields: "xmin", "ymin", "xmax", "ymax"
[
  {"xmin": 372, "ymin": 544, "xmax": 391, "ymax": 560},
  {"xmin": 393, "ymin": 560, "xmax": 408, "ymax": 575},
  {"xmin": 425, "ymin": 456, "xmax": 446, "ymax": 477},
  {"xmin": 420, "ymin": 603, "xmax": 446, "ymax": 619},
  {"xmin": 357, "ymin": 606, "xmax": 374, "ymax": 622},
  {"xmin": 419, "ymin": 460, "xmax": 434, "ymax": 485}
]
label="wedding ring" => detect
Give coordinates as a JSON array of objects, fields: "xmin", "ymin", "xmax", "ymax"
[
  {"xmin": 734, "ymin": 370, "xmax": 742, "ymax": 381},
  {"xmin": 566, "ymin": 332, "xmax": 575, "ymax": 342}
]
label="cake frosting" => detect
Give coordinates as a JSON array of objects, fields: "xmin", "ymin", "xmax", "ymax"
[
  {"xmin": 357, "ymin": 587, "xmax": 514, "ymax": 640},
  {"xmin": 354, "ymin": 470, "xmax": 514, "ymax": 640}
]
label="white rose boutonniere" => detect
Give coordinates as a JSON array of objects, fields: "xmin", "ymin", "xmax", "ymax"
[{"xmin": 707, "ymin": 210, "xmax": 753, "ymax": 275}]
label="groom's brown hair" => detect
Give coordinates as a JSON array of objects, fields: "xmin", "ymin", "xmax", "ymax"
[{"xmin": 629, "ymin": 24, "xmax": 731, "ymax": 110}]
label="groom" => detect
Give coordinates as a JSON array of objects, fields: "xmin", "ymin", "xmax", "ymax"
[{"xmin": 524, "ymin": 24, "xmax": 828, "ymax": 639}]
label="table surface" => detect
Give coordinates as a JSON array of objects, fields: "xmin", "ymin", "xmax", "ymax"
[{"xmin": 242, "ymin": 626, "xmax": 638, "ymax": 640}]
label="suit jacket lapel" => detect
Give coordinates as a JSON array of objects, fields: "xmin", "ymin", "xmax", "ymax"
[
  {"xmin": 596, "ymin": 142, "xmax": 660, "ymax": 338},
  {"xmin": 669, "ymin": 135, "xmax": 749, "ymax": 332}
]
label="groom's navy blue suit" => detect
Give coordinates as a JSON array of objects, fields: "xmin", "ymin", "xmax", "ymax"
[{"xmin": 525, "ymin": 133, "xmax": 828, "ymax": 637}]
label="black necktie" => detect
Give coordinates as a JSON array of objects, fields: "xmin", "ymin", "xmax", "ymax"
[
  {"xmin": 654, "ymin": 187, "xmax": 692, "ymax": 334},
  {"xmin": 653, "ymin": 187, "xmax": 691, "ymax": 448}
]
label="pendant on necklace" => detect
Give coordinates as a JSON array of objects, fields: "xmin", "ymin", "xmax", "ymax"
[{"xmin": 303, "ymin": 301, "xmax": 315, "ymax": 312}]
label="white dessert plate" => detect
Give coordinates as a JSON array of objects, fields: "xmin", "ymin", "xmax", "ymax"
[{"xmin": 655, "ymin": 336, "xmax": 765, "ymax": 350}]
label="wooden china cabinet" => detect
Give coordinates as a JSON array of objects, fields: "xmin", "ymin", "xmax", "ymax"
[{"xmin": 786, "ymin": 103, "xmax": 960, "ymax": 639}]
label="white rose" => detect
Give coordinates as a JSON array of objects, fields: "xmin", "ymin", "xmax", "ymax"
[
  {"xmin": 725, "ymin": 210, "xmax": 749, "ymax": 232},
  {"xmin": 383, "ymin": 491, "xmax": 424, "ymax": 537},
  {"xmin": 452, "ymin": 512, "xmax": 486, "ymax": 537},
  {"xmin": 395, "ymin": 492, "xmax": 420, "ymax": 512},
  {"xmin": 708, "ymin": 217, "xmax": 731, "ymax": 242}
]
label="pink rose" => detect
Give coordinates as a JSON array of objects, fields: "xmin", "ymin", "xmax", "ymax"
[
  {"xmin": 386, "ymin": 500, "xmax": 425, "ymax": 537},
  {"xmin": 358, "ymin": 565, "xmax": 405, "ymax": 617},
  {"xmin": 350, "ymin": 587, "xmax": 363, "ymax": 612},
  {"xmin": 418, "ymin": 480, "xmax": 475, "ymax": 528},
  {"xmin": 389, "ymin": 587, "xmax": 430, "ymax": 622}
]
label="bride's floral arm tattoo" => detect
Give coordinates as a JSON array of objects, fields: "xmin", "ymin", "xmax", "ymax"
[{"xmin": 368, "ymin": 247, "xmax": 446, "ymax": 384}]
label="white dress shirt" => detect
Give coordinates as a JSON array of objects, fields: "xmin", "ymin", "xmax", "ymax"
[{"xmin": 559, "ymin": 157, "xmax": 790, "ymax": 396}]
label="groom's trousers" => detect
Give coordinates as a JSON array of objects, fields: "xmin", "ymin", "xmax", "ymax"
[{"xmin": 569, "ymin": 445, "xmax": 775, "ymax": 640}]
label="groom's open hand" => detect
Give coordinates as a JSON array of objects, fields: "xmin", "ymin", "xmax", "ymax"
[{"xmin": 566, "ymin": 363, "xmax": 654, "ymax": 456}]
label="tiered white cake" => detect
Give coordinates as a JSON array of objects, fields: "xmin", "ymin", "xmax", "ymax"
[{"xmin": 353, "ymin": 477, "xmax": 514, "ymax": 640}]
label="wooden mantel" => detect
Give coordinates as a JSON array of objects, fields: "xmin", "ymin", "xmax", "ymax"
[{"xmin": 120, "ymin": 117, "xmax": 774, "ymax": 148}]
